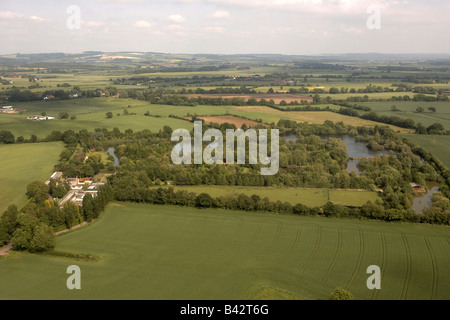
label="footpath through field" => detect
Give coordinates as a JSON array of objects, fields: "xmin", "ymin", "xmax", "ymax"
[
  {"xmin": 55, "ymin": 222, "xmax": 88, "ymax": 236},
  {"xmin": 0, "ymin": 242, "xmax": 12, "ymax": 256}
]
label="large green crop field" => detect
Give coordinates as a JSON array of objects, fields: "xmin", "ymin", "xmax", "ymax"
[
  {"xmin": 361, "ymin": 101, "xmax": 450, "ymax": 130},
  {"xmin": 403, "ymin": 134, "xmax": 450, "ymax": 169},
  {"xmin": 152, "ymin": 185, "xmax": 381, "ymax": 208},
  {"xmin": 1, "ymin": 203, "xmax": 449, "ymax": 300},
  {"xmin": 0, "ymin": 142, "xmax": 65, "ymax": 213}
]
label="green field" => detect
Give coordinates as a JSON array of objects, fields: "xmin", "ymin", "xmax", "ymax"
[
  {"xmin": 152, "ymin": 186, "xmax": 381, "ymax": 208},
  {"xmin": 0, "ymin": 142, "xmax": 65, "ymax": 213},
  {"xmin": 0, "ymin": 99, "xmax": 192, "ymax": 139},
  {"xmin": 1, "ymin": 97, "xmax": 415, "ymax": 140},
  {"xmin": 6, "ymin": 98, "xmax": 149, "ymax": 116},
  {"xmin": 361, "ymin": 101, "xmax": 450, "ymax": 130},
  {"xmin": 403, "ymin": 134, "xmax": 450, "ymax": 169},
  {"xmin": 1, "ymin": 203, "xmax": 449, "ymax": 300}
]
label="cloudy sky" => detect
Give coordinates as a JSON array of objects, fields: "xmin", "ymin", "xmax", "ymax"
[{"xmin": 0, "ymin": 0, "xmax": 449, "ymax": 55}]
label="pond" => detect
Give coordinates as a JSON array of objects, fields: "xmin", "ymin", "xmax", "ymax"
[
  {"xmin": 106, "ymin": 147, "xmax": 120, "ymax": 166},
  {"xmin": 412, "ymin": 182, "xmax": 440, "ymax": 215},
  {"xmin": 336, "ymin": 135, "xmax": 390, "ymax": 175},
  {"xmin": 286, "ymin": 134, "xmax": 390, "ymax": 174},
  {"xmin": 286, "ymin": 134, "xmax": 440, "ymax": 214}
]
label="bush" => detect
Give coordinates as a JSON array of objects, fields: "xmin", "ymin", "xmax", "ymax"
[
  {"xmin": 329, "ymin": 287, "xmax": 354, "ymax": 300},
  {"xmin": 195, "ymin": 193, "xmax": 214, "ymax": 208}
]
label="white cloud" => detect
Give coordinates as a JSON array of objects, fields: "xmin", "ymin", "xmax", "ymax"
[
  {"xmin": 205, "ymin": 0, "xmax": 394, "ymax": 14},
  {"xmin": 204, "ymin": 26, "xmax": 225, "ymax": 33},
  {"xmin": 212, "ymin": 10, "xmax": 230, "ymax": 18},
  {"xmin": 0, "ymin": 11, "xmax": 47, "ymax": 22},
  {"xmin": 168, "ymin": 24, "xmax": 184, "ymax": 30},
  {"xmin": 83, "ymin": 20, "xmax": 106, "ymax": 28},
  {"xmin": 0, "ymin": 11, "xmax": 27, "ymax": 19},
  {"xmin": 168, "ymin": 14, "xmax": 186, "ymax": 23},
  {"xmin": 135, "ymin": 20, "xmax": 154, "ymax": 28},
  {"xmin": 30, "ymin": 15, "xmax": 45, "ymax": 22}
]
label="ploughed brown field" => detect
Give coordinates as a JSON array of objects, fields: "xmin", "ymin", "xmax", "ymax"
[
  {"xmin": 184, "ymin": 115, "xmax": 265, "ymax": 128},
  {"xmin": 178, "ymin": 94, "xmax": 314, "ymax": 104}
]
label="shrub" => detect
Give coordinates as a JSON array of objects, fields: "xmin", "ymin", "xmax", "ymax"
[{"xmin": 329, "ymin": 287, "xmax": 354, "ymax": 300}]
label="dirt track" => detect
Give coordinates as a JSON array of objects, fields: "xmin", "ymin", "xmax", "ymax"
[{"xmin": 0, "ymin": 242, "xmax": 12, "ymax": 256}]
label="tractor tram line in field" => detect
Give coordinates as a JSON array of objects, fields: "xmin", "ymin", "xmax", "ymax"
[
  {"xmin": 321, "ymin": 228, "xmax": 343, "ymax": 283},
  {"xmin": 274, "ymin": 226, "xmax": 302, "ymax": 273},
  {"xmin": 400, "ymin": 233, "xmax": 413, "ymax": 300},
  {"xmin": 296, "ymin": 225, "xmax": 323, "ymax": 284},
  {"xmin": 424, "ymin": 236, "xmax": 439, "ymax": 300},
  {"xmin": 345, "ymin": 229, "xmax": 365, "ymax": 289},
  {"xmin": 372, "ymin": 232, "xmax": 388, "ymax": 300}
]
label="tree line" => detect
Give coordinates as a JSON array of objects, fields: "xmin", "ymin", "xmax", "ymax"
[{"xmin": 112, "ymin": 186, "xmax": 449, "ymax": 226}]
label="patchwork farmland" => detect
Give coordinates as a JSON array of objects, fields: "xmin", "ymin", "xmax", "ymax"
[{"xmin": 1, "ymin": 50, "xmax": 450, "ymax": 303}]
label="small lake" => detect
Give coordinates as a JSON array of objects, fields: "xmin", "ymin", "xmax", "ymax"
[
  {"xmin": 106, "ymin": 147, "xmax": 120, "ymax": 166},
  {"xmin": 336, "ymin": 135, "xmax": 390, "ymax": 175},
  {"xmin": 286, "ymin": 134, "xmax": 390, "ymax": 174},
  {"xmin": 412, "ymin": 182, "xmax": 440, "ymax": 215},
  {"xmin": 287, "ymin": 134, "xmax": 439, "ymax": 214}
]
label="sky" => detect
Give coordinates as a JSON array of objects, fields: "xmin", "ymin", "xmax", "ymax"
[{"xmin": 0, "ymin": 0, "xmax": 449, "ymax": 55}]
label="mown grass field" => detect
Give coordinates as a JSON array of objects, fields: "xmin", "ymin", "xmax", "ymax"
[
  {"xmin": 403, "ymin": 134, "xmax": 450, "ymax": 169},
  {"xmin": 152, "ymin": 186, "xmax": 381, "ymax": 208},
  {"xmin": 1, "ymin": 203, "xmax": 449, "ymax": 300},
  {"xmin": 0, "ymin": 142, "xmax": 65, "ymax": 214}
]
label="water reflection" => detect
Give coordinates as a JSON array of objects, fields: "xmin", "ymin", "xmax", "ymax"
[
  {"xmin": 286, "ymin": 134, "xmax": 439, "ymax": 214},
  {"xmin": 412, "ymin": 182, "xmax": 440, "ymax": 214},
  {"xmin": 106, "ymin": 147, "xmax": 120, "ymax": 166},
  {"xmin": 286, "ymin": 134, "xmax": 389, "ymax": 174}
]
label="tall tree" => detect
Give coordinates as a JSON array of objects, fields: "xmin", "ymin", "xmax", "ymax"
[
  {"xmin": 26, "ymin": 181, "xmax": 49, "ymax": 204},
  {"xmin": 82, "ymin": 193, "xmax": 94, "ymax": 222},
  {"xmin": 0, "ymin": 131, "xmax": 15, "ymax": 144},
  {"xmin": 28, "ymin": 224, "xmax": 55, "ymax": 252}
]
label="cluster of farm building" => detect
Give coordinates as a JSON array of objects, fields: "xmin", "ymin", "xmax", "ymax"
[
  {"xmin": 1, "ymin": 106, "xmax": 54, "ymax": 120},
  {"xmin": 0, "ymin": 106, "xmax": 25, "ymax": 114},
  {"xmin": 45, "ymin": 172, "xmax": 105, "ymax": 208}
]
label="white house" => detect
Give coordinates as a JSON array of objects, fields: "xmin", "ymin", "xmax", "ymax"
[{"xmin": 27, "ymin": 115, "xmax": 56, "ymax": 121}]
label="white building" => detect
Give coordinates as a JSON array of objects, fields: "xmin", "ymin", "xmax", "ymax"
[
  {"xmin": 0, "ymin": 106, "xmax": 15, "ymax": 114},
  {"xmin": 27, "ymin": 115, "xmax": 56, "ymax": 121}
]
